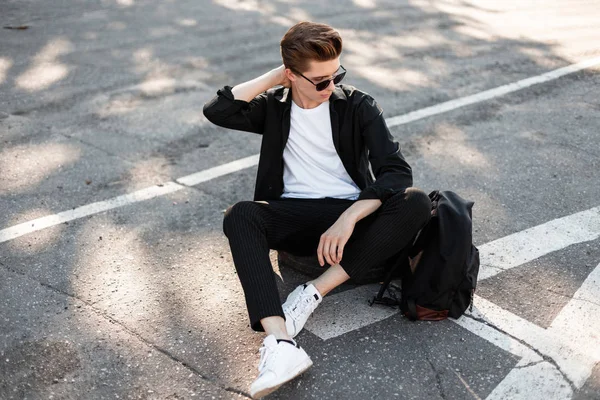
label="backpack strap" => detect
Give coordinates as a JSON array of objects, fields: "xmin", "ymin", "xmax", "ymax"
[
  {"xmin": 406, "ymin": 298, "xmax": 418, "ymax": 321},
  {"xmin": 368, "ymin": 242, "xmax": 413, "ymax": 308}
]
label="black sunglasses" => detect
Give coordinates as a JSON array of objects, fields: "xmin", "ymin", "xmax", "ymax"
[{"xmin": 298, "ymin": 65, "xmax": 346, "ymax": 91}]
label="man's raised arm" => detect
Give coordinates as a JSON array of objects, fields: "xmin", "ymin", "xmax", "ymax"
[
  {"xmin": 202, "ymin": 66, "xmax": 289, "ymax": 134},
  {"xmin": 231, "ymin": 65, "xmax": 288, "ymax": 101}
]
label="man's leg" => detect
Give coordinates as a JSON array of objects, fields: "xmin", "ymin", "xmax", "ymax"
[
  {"xmin": 281, "ymin": 188, "xmax": 431, "ymax": 339},
  {"xmin": 224, "ymin": 199, "xmax": 359, "ymax": 399},
  {"xmin": 297, "ymin": 188, "xmax": 431, "ymax": 294},
  {"xmin": 222, "ymin": 198, "xmax": 352, "ymax": 336},
  {"xmin": 307, "ymin": 264, "xmax": 350, "ymax": 296}
]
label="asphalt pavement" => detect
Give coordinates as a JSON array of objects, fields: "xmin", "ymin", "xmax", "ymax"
[{"xmin": 1, "ymin": 0, "xmax": 599, "ymax": 399}]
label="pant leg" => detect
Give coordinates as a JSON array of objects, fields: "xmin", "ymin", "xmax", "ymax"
[
  {"xmin": 222, "ymin": 198, "xmax": 353, "ymax": 331},
  {"xmin": 338, "ymin": 188, "xmax": 432, "ymax": 284}
]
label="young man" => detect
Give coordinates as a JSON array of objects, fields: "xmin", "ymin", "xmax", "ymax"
[{"xmin": 203, "ymin": 21, "xmax": 431, "ymax": 399}]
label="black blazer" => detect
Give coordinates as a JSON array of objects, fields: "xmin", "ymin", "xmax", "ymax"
[{"xmin": 203, "ymin": 84, "xmax": 413, "ymax": 202}]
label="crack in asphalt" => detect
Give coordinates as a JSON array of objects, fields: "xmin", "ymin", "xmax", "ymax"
[
  {"xmin": 0, "ymin": 260, "xmax": 252, "ymax": 399},
  {"xmin": 462, "ymin": 313, "xmax": 577, "ymax": 392},
  {"xmin": 452, "ymin": 370, "xmax": 482, "ymax": 400},
  {"xmin": 542, "ymin": 286, "xmax": 600, "ymax": 308},
  {"xmin": 514, "ymin": 360, "xmax": 545, "ymax": 369},
  {"xmin": 422, "ymin": 344, "xmax": 447, "ymax": 399}
]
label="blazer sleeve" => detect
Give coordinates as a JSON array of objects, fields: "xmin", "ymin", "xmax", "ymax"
[
  {"xmin": 356, "ymin": 96, "xmax": 413, "ymax": 202},
  {"xmin": 203, "ymin": 85, "xmax": 267, "ymax": 134}
]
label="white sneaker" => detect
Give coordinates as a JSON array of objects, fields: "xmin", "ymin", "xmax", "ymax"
[
  {"xmin": 282, "ymin": 283, "xmax": 323, "ymax": 338},
  {"xmin": 249, "ymin": 334, "xmax": 313, "ymax": 399}
]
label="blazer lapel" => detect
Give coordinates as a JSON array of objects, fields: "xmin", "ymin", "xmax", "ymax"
[
  {"xmin": 329, "ymin": 102, "xmax": 341, "ymax": 157},
  {"xmin": 330, "ymin": 86, "xmax": 347, "ymax": 157},
  {"xmin": 280, "ymin": 87, "xmax": 292, "ymax": 150}
]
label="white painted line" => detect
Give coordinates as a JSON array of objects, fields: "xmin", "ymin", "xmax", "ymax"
[
  {"xmin": 305, "ymin": 204, "xmax": 600, "ymax": 340},
  {"xmin": 546, "ymin": 262, "xmax": 600, "ymax": 386},
  {"xmin": 305, "ymin": 274, "xmax": 577, "ymax": 398},
  {"xmin": 469, "ymin": 294, "xmax": 597, "ymax": 389},
  {"xmin": 454, "ymin": 314, "xmax": 541, "ymax": 364},
  {"xmin": 446, "ymin": 307, "xmax": 573, "ymax": 399},
  {"xmin": 176, "ymin": 154, "xmax": 260, "ymax": 186},
  {"xmin": 0, "ymin": 182, "xmax": 183, "ymax": 243},
  {"xmin": 302, "ymin": 216, "xmax": 600, "ymax": 397},
  {"xmin": 428, "ymin": 263, "xmax": 600, "ymax": 400},
  {"xmin": 385, "ymin": 56, "xmax": 600, "ymax": 127},
  {"xmin": 299, "ymin": 210, "xmax": 600, "ymax": 399},
  {"xmin": 478, "ymin": 206, "xmax": 600, "ymax": 280},
  {"xmin": 304, "ymin": 284, "xmax": 398, "ymax": 340},
  {"xmin": 484, "ymin": 360, "xmax": 572, "ymax": 400},
  {"xmin": 469, "ymin": 260, "xmax": 600, "ymax": 389},
  {"xmin": 0, "ymin": 155, "xmax": 261, "ymax": 244},
  {"xmin": 2, "ymin": 57, "xmax": 600, "ymax": 243}
]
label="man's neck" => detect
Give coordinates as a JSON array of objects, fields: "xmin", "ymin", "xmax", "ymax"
[{"xmin": 290, "ymin": 87, "xmax": 321, "ymax": 109}]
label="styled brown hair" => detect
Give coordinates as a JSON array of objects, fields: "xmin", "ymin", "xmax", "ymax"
[{"xmin": 280, "ymin": 21, "xmax": 343, "ymax": 73}]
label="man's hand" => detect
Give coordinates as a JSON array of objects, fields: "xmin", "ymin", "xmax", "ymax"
[
  {"xmin": 316, "ymin": 199, "xmax": 383, "ymax": 267},
  {"xmin": 317, "ymin": 214, "xmax": 356, "ymax": 267}
]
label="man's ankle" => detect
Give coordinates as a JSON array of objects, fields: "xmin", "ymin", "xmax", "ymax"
[
  {"xmin": 269, "ymin": 331, "xmax": 292, "ymax": 341},
  {"xmin": 307, "ymin": 281, "xmax": 326, "ymax": 297}
]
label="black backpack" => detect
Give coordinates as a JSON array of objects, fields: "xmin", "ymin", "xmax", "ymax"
[{"xmin": 369, "ymin": 190, "xmax": 480, "ymax": 320}]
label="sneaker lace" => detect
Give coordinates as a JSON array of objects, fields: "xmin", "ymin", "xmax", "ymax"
[{"xmin": 287, "ymin": 291, "xmax": 318, "ymax": 320}]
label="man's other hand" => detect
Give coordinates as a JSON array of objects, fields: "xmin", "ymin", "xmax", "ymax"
[{"xmin": 317, "ymin": 214, "xmax": 356, "ymax": 267}]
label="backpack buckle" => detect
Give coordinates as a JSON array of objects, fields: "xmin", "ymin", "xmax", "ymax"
[
  {"xmin": 368, "ymin": 295, "xmax": 400, "ymax": 308},
  {"xmin": 368, "ymin": 282, "xmax": 401, "ymax": 308}
]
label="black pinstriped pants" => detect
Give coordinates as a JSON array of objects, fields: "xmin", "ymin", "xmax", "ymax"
[{"xmin": 222, "ymin": 187, "xmax": 432, "ymax": 332}]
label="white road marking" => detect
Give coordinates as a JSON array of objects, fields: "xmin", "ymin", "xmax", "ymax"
[
  {"xmin": 453, "ymin": 314, "xmax": 566, "ymax": 400},
  {"xmin": 538, "ymin": 262, "xmax": 600, "ymax": 387},
  {"xmin": 468, "ymin": 268, "xmax": 600, "ymax": 389},
  {"xmin": 385, "ymin": 56, "xmax": 600, "ymax": 127},
  {"xmin": 458, "ymin": 262, "xmax": 600, "ymax": 399},
  {"xmin": 484, "ymin": 360, "xmax": 572, "ymax": 400},
  {"xmin": 0, "ymin": 156, "xmax": 261, "ymax": 244},
  {"xmin": 454, "ymin": 314, "xmax": 542, "ymax": 363},
  {"xmin": 304, "ymin": 284, "xmax": 398, "ymax": 340},
  {"xmin": 0, "ymin": 182, "xmax": 183, "ymax": 243},
  {"xmin": 176, "ymin": 154, "xmax": 260, "ymax": 186},
  {"xmin": 478, "ymin": 206, "xmax": 600, "ymax": 280},
  {"xmin": 2, "ymin": 57, "xmax": 600, "ymax": 242},
  {"xmin": 304, "ymin": 226, "xmax": 600, "ymax": 399}
]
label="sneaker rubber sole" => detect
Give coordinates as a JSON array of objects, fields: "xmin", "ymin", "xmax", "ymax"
[{"xmin": 251, "ymin": 358, "xmax": 314, "ymax": 399}]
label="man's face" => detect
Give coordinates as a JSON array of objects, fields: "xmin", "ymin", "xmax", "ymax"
[{"xmin": 289, "ymin": 58, "xmax": 341, "ymax": 105}]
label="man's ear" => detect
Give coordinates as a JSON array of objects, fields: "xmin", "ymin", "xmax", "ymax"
[{"xmin": 285, "ymin": 68, "xmax": 297, "ymax": 82}]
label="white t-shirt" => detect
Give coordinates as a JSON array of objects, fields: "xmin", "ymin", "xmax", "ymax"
[{"xmin": 280, "ymin": 100, "xmax": 361, "ymax": 200}]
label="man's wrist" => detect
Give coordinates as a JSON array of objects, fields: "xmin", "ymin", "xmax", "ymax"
[
  {"xmin": 341, "ymin": 205, "xmax": 364, "ymax": 224},
  {"xmin": 255, "ymin": 69, "xmax": 279, "ymax": 91},
  {"xmin": 342, "ymin": 199, "xmax": 382, "ymax": 224},
  {"xmin": 268, "ymin": 67, "xmax": 284, "ymax": 87},
  {"xmin": 340, "ymin": 210, "xmax": 359, "ymax": 224},
  {"xmin": 232, "ymin": 69, "xmax": 279, "ymax": 101}
]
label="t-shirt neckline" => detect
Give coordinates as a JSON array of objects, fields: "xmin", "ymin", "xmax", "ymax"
[{"xmin": 291, "ymin": 100, "xmax": 329, "ymax": 113}]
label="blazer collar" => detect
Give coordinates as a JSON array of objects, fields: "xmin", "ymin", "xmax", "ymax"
[
  {"xmin": 330, "ymin": 85, "xmax": 347, "ymax": 102},
  {"xmin": 275, "ymin": 87, "xmax": 292, "ymax": 110}
]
